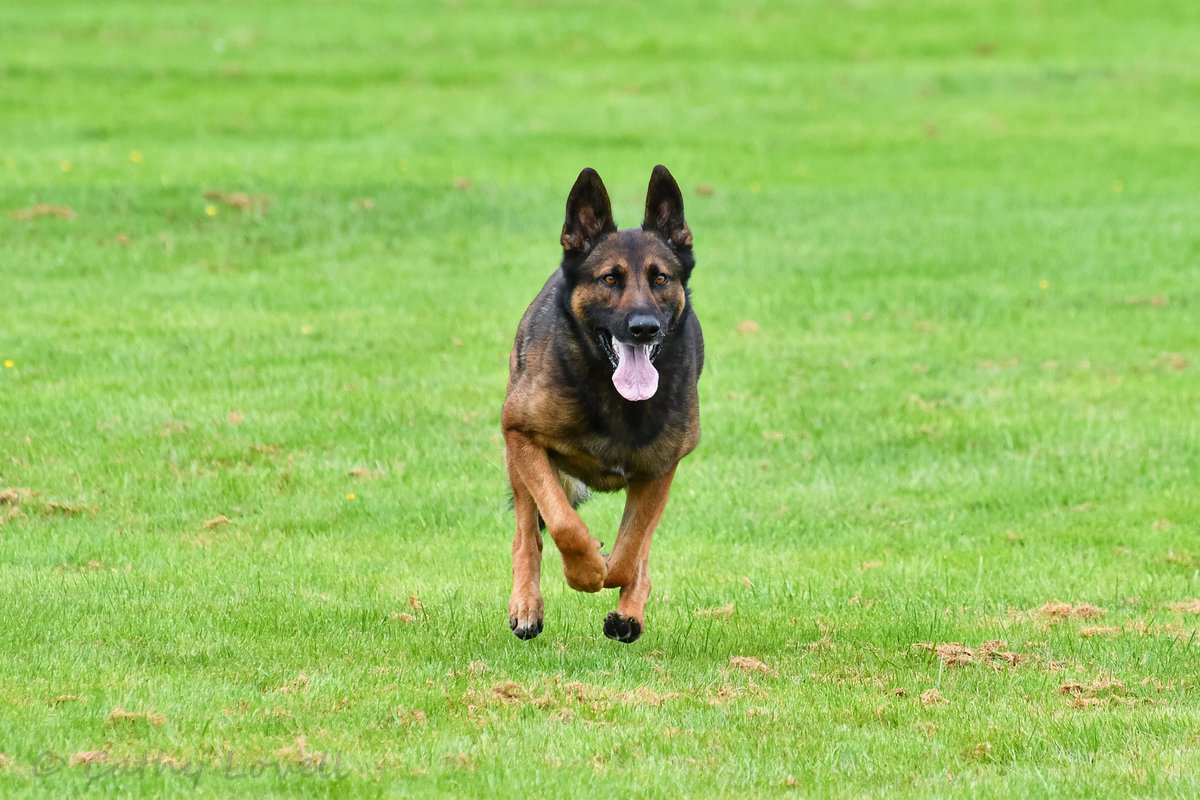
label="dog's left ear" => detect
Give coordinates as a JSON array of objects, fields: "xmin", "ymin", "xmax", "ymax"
[{"xmin": 642, "ymin": 165, "xmax": 692, "ymax": 249}]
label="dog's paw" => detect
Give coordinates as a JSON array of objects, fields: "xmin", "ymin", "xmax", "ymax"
[
  {"xmin": 508, "ymin": 593, "xmax": 544, "ymax": 641},
  {"xmin": 562, "ymin": 546, "xmax": 607, "ymax": 593},
  {"xmin": 603, "ymin": 611, "xmax": 643, "ymax": 644},
  {"xmin": 509, "ymin": 616, "xmax": 544, "ymax": 640}
]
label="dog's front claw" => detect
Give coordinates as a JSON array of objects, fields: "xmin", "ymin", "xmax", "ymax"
[
  {"xmin": 509, "ymin": 616, "xmax": 544, "ymax": 640},
  {"xmin": 508, "ymin": 592, "xmax": 544, "ymax": 641},
  {"xmin": 603, "ymin": 611, "xmax": 643, "ymax": 644}
]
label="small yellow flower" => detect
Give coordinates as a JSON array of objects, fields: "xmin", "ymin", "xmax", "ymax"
[
  {"xmin": 3, "ymin": 360, "xmax": 13, "ymax": 369},
  {"xmin": 301, "ymin": 326, "xmax": 313, "ymax": 335},
  {"xmin": 130, "ymin": 151, "xmax": 143, "ymax": 164},
  {"xmin": 60, "ymin": 160, "xmax": 72, "ymax": 173},
  {"xmin": 205, "ymin": 204, "xmax": 218, "ymax": 217},
  {"xmin": 1111, "ymin": 179, "xmax": 1125, "ymax": 193},
  {"xmin": 345, "ymin": 493, "xmax": 357, "ymax": 501},
  {"xmin": 1039, "ymin": 279, "xmax": 1050, "ymax": 290},
  {"xmin": 750, "ymin": 181, "xmax": 762, "ymax": 193}
]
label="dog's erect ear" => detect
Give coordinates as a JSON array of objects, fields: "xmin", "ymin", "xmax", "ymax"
[
  {"xmin": 561, "ymin": 168, "xmax": 617, "ymax": 254},
  {"xmin": 642, "ymin": 165, "xmax": 692, "ymax": 249}
]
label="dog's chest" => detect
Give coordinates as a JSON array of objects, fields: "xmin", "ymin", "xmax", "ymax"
[{"xmin": 550, "ymin": 429, "xmax": 681, "ymax": 490}]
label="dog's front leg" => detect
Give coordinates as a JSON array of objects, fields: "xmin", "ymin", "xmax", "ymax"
[
  {"xmin": 507, "ymin": 447, "xmax": 545, "ymax": 639},
  {"xmin": 602, "ymin": 465, "xmax": 675, "ymax": 643},
  {"xmin": 504, "ymin": 430, "xmax": 606, "ymax": 593},
  {"xmin": 604, "ymin": 533, "xmax": 655, "ymax": 644}
]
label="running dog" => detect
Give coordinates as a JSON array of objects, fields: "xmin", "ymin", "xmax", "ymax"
[{"xmin": 502, "ymin": 165, "xmax": 703, "ymax": 643}]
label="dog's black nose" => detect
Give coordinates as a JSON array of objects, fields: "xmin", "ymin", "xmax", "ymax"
[{"xmin": 627, "ymin": 315, "xmax": 661, "ymax": 342}]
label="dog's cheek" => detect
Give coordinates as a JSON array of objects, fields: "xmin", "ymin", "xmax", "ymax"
[
  {"xmin": 570, "ymin": 283, "xmax": 611, "ymax": 328},
  {"xmin": 570, "ymin": 289, "xmax": 588, "ymax": 322},
  {"xmin": 669, "ymin": 285, "xmax": 687, "ymax": 325}
]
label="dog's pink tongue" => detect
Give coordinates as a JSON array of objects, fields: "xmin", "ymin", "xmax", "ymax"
[{"xmin": 612, "ymin": 341, "xmax": 658, "ymax": 401}]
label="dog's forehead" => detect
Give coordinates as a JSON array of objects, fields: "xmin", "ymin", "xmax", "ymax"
[{"xmin": 589, "ymin": 230, "xmax": 676, "ymax": 267}]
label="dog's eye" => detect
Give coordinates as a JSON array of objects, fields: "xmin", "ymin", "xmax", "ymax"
[
  {"xmin": 600, "ymin": 274, "xmax": 618, "ymax": 286},
  {"xmin": 654, "ymin": 274, "xmax": 671, "ymax": 286}
]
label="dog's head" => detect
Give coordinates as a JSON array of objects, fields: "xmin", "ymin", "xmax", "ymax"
[{"xmin": 559, "ymin": 166, "xmax": 694, "ymax": 402}]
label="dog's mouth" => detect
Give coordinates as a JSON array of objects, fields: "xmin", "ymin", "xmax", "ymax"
[{"xmin": 596, "ymin": 331, "xmax": 661, "ymax": 402}]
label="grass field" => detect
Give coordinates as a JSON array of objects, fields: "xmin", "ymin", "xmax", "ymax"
[{"xmin": 2, "ymin": 0, "xmax": 1200, "ymax": 796}]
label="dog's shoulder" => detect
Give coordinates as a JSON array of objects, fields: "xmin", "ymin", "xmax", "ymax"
[
  {"xmin": 503, "ymin": 270, "xmax": 585, "ymax": 435},
  {"xmin": 510, "ymin": 269, "xmax": 567, "ymax": 376}
]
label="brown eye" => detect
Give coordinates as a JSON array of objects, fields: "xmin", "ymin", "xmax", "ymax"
[
  {"xmin": 601, "ymin": 274, "xmax": 618, "ymax": 286},
  {"xmin": 654, "ymin": 274, "xmax": 671, "ymax": 286}
]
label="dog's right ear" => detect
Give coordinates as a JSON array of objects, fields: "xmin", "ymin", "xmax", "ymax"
[{"xmin": 561, "ymin": 168, "xmax": 616, "ymax": 254}]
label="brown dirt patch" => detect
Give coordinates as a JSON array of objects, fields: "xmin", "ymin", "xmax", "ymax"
[
  {"xmin": 1165, "ymin": 599, "xmax": 1200, "ymax": 614},
  {"xmin": 71, "ymin": 751, "xmax": 109, "ymax": 766},
  {"xmin": 106, "ymin": 707, "xmax": 166, "ymax": 726},
  {"xmin": 1151, "ymin": 352, "xmax": 1188, "ymax": 371},
  {"xmin": 912, "ymin": 640, "xmax": 1042, "ymax": 670},
  {"xmin": 349, "ymin": 466, "xmax": 385, "ymax": 480},
  {"xmin": 1080, "ymin": 626, "xmax": 1121, "ymax": 637},
  {"xmin": 1035, "ymin": 602, "xmax": 1108, "ymax": 621},
  {"xmin": 0, "ymin": 487, "xmax": 35, "ymax": 504},
  {"xmin": 694, "ymin": 604, "xmax": 734, "ymax": 619},
  {"xmin": 271, "ymin": 674, "xmax": 310, "ymax": 695},
  {"xmin": 491, "ymin": 681, "xmax": 523, "ymax": 702},
  {"xmin": 729, "ymin": 656, "xmax": 775, "ymax": 675},
  {"xmin": 461, "ymin": 677, "xmax": 680, "ymax": 718},
  {"xmin": 47, "ymin": 501, "xmax": 92, "ymax": 515},
  {"xmin": 920, "ymin": 688, "xmax": 947, "ymax": 706},
  {"xmin": 1057, "ymin": 676, "xmax": 1152, "ymax": 708},
  {"xmin": 276, "ymin": 736, "xmax": 327, "ymax": 767},
  {"xmin": 394, "ymin": 708, "xmax": 426, "ymax": 728},
  {"xmin": 9, "ymin": 204, "xmax": 76, "ymax": 220},
  {"xmin": 203, "ymin": 190, "xmax": 270, "ymax": 213},
  {"xmin": 1125, "ymin": 295, "xmax": 1168, "ymax": 307},
  {"xmin": 964, "ymin": 742, "xmax": 994, "ymax": 760}
]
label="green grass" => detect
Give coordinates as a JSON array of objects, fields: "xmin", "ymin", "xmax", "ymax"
[{"xmin": 2, "ymin": 0, "xmax": 1200, "ymax": 796}]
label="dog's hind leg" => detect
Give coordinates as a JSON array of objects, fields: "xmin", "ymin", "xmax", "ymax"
[
  {"xmin": 505, "ymin": 430, "xmax": 607, "ymax": 593},
  {"xmin": 602, "ymin": 466, "xmax": 675, "ymax": 643},
  {"xmin": 507, "ymin": 449, "xmax": 545, "ymax": 640}
]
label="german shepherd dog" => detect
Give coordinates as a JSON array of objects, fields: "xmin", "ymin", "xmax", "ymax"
[{"xmin": 502, "ymin": 165, "xmax": 702, "ymax": 644}]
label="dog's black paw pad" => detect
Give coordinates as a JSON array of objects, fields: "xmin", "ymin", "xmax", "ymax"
[
  {"xmin": 603, "ymin": 612, "xmax": 642, "ymax": 644},
  {"xmin": 510, "ymin": 617, "xmax": 543, "ymax": 641}
]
